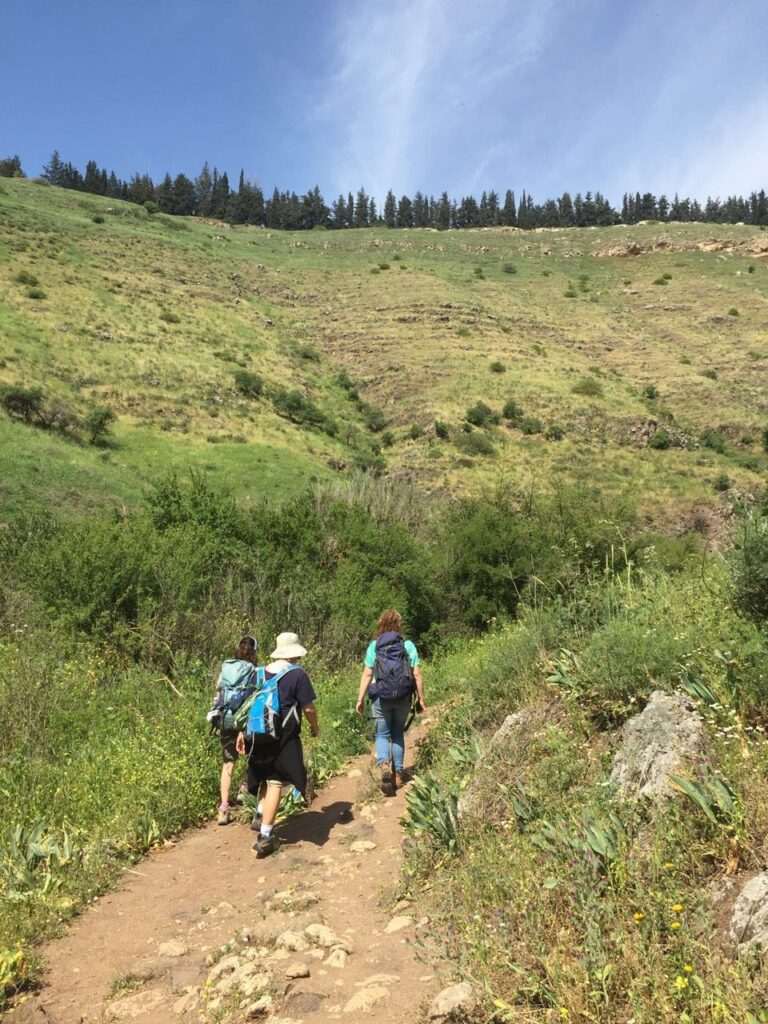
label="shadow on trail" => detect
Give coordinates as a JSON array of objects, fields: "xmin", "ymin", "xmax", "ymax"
[{"xmin": 278, "ymin": 800, "xmax": 354, "ymax": 848}]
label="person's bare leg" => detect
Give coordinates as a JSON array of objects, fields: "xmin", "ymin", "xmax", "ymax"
[{"xmin": 220, "ymin": 761, "xmax": 234, "ymax": 806}]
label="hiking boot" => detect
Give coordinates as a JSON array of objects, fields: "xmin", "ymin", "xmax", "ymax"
[
  {"xmin": 380, "ymin": 765, "xmax": 395, "ymax": 797},
  {"xmin": 217, "ymin": 804, "xmax": 230, "ymax": 826},
  {"xmin": 253, "ymin": 833, "xmax": 280, "ymax": 858}
]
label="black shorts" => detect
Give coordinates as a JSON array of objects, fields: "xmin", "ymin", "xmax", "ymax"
[{"xmin": 220, "ymin": 728, "xmax": 240, "ymax": 764}]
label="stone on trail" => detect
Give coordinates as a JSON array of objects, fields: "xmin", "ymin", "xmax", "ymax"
[
  {"xmin": 240, "ymin": 994, "xmax": 273, "ymax": 1018},
  {"xmin": 428, "ymin": 981, "xmax": 477, "ymax": 1021},
  {"xmin": 207, "ymin": 953, "xmax": 243, "ymax": 981},
  {"xmin": 350, "ymin": 839, "xmax": 377, "ymax": 853},
  {"xmin": 276, "ymin": 929, "xmax": 311, "ymax": 952},
  {"xmin": 325, "ymin": 947, "xmax": 348, "ymax": 968},
  {"xmin": 355, "ymin": 973, "xmax": 400, "ymax": 986},
  {"xmin": 385, "ymin": 915, "xmax": 413, "ymax": 933},
  {"xmin": 304, "ymin": 922, "xmax": 343, "ymax": 948},
  {"xmin": 343, "ymin": 984, "xmax": 390, "ymax": 1013},
  {"xmin": 109, "ymin": 989, "xmax": 165, "ymax": 1019},
  {"xmin": 729, "ymin": 872, "xmax": 768, "ymax": 949},
  {"xmin": 285, "ymin": 961, "xmax": 311, "ymax": 978},
  {"xmin": 609, "ymin": 690, "xmax": 704, "ymax": 801},
  {"xmin": 158, "ymin": 939, "xmax": 188, "ymax": 958},
  {"xmin": 173, "ymin": 986, "xmax": 200, "ymax": 1015}
]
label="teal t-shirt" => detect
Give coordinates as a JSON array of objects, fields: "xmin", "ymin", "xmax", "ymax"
[{"xmin": 364, "ymin": 638, "xmax": 420, "ymax": 669}]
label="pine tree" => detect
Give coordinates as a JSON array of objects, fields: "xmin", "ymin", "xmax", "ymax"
[
  {"xmin": 435, "ymin": 192, "xmax": 451, "ymax": 230},
  {"xmin": 83, "ymin": 160, "xmax": 104, "ymax": 194},
  {"xmin": 210, "ymin": 170, "xmax": 230, "ymax": 218},
  {"xmin": 0, "ymin": 154, "xmax": 24, "ymax": 178},
  {"xmin": 383, "ymin": 190, "xmax": 397, "ymax": 228},
  {"xmin": 331, "ymin": 194, "xmax": 348, "ymax": 228},
  {"xmin": 42, "ymin": 150, "xmax": 63, "ymax": 185},
  {"xmin": 156, "ymin": 173, "xmax": 174, "ymax": 213},
  {"xmin": 346, "ymin": 192, "xmax": 354, "ymax": 226},
  {"xmin": 501, "ymin": 190, "xmax": 517, "ymax": 227},
  {"xmin": 172, "ymin": 173, "xmax": 196, "ymax": 215},
  {"xmin": 397, "ymin": 195, "xmax": 413, "ymax": 227},
  {"xmin": 195, "ymin": 162, "xmax": 213, "ymax": 216},
  {"xmin": 558, "ymin": 192, "xmax": 575, "ymax": 226},
  {"xmin": 353, "ymin": 188, "xmax": 369, "ymax": 227}
]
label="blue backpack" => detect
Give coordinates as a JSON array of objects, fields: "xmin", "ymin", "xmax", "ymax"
[
  {"xmin": 240, "ymin": 665, "xmax": 297, "ymax": 745},
  {"xmin": 208, "ymin": 659, "xmax": 257, "ymax": 732},
  {"xmin": 369, "ymin": 632, "xmax": 415, "ymax": 700}
]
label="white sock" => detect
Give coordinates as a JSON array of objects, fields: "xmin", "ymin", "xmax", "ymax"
[
  {"xmin": 260, "ymin": 824, "xmax": 273, "ymax": 838},
  {"xmin": 257, "ymin": 801, "xmax": 263, "ymax": 816}
]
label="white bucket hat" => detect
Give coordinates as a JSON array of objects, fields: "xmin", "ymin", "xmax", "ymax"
[{"xmin": 270, "ymin": 631, "xmax": 308, "ymax": 660}]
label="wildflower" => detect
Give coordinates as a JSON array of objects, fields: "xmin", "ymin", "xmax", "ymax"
[
  {"xmin": 674, "ymin": 975, "xmax": 689, "ymax": 990},
  {"xmin": 559, "ymin": 1010, "xmax": 570, "ymax": 1020},
  {"xmin": 663, "ymin": 861, "xmax": 674, "ymax": 869},
  {"xmin": 672, "ymin": 903, "xmax": 684, "ymax": 913},
  {"xmin": 683, "ymin": 964, "xmax": 693, "ymax": 973},
  {"xmin": 633, "ymin": 912, "xmax": 645, "ymax": 922},
  {"xmin": 670, "ymin": 921, "xmax": 681, "ymax": 930}
]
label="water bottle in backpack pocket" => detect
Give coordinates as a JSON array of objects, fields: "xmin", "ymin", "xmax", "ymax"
[{"xmin": 369, "ymin": 631, "xmax": 415, "ymax": 701}]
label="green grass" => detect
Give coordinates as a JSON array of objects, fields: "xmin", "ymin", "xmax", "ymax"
[{"xmin": 1, "ymin": 178, "xmax": 768, "ymax": 520}]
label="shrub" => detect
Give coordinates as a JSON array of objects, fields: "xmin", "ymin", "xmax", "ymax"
[
  {"xmin": 564, "ymin": 287, "xmax": 577, "ymax": 298},
  {"xmin": 545, "ymin": 424, "xmax": 565, "ymax": 440},
  {"xmin": 465, "ymin": 402, "xmax": 500, "ymax": 427},
  {"xmin": 642, "ymin": 384, "xmax": 659, "ymax": 399},
  {"xmin": 434, "ymin": 420, "xmax": 450, "ymax": 439},
  {"xmin": 489, "ymin": 361, "xmax": 505, "ymax": 374},
  {"xmin": 713, "ymin": 473, "xmax": 731, "ymax": 492},
  {"xmin": 336, "ymin": 370, "xmax": 356, "ymax": 392},
  {"xmin": 380, "ymin": 431, "xmax": 394, "ymax": 448},
  {"xmin": 502, "ymin": 398, "xmax": 522, "ymax": 423},
  {"xmin": 520, "ymin": 416, "xmax": 542, "ymax": 435},
  {"xmin": 454, "ymin": 431, "xmax": 495, "ymax": 458},
  {"xmin": 83, "ymin": 406, "xmax": 116, "ymax": 445},
  {"xmin": 662, "ymin": 272, "xmax": 672, "ymax": 280},
  {"xmin": 728, "ymin": 307, "xmax": 739, "ymax": 317},
  {"xmin": 14, "ymin": 270, "xmax": 38, "ymax": 287},
  {"xmin": 233, "ymin": 369, "xmax": 264, "ymax": 398},
  {"xmin": 473, "ymin": 266, "xmax": 484, "ymax": 278},
  {"xmin": 409, "ymin": 424, "xmax": 425, "ymax": 440},
  {"xmin": 457, "ymin": 327, "xmax": 470, "ymax": 338},
  {"xmin": 92, "ymin": 215, "xmax": 105, "ymax": 224},
  {"xmin": 700, "ymin": 368, "xmax": 718, "ymax": 380},
  {"xmin": 648, "ymin": 428, "xmax": 671, "ymax": 450},
  {"xmin": 362, "ymin": 405, "xmax": 387, "ymax": 433},
  {"xmin": 700, "ymin": 428, "xmax": 726, "ymax": 453},
  {"xmin": 0, "ymin": 385, "xmax": 44, "ymax": 423},
  {"xmin": 26, "ymin": 288, "xmax": 46, "ymax": 299},
  {"xmin": 571, "ymin": 377, "xmax": 603, "ymax": 398},
  {"xmin": 378, "ymin": 262, "xmax": 390, "ymax": 270},
  {"xmin": 159, "ymin": 310, "xmax": 181, "ymax": 324},
  {"xmin": 762, "ymin": 426, "xmax": 768, "ymax": 455},
  {"xmin": 730, "ymin": 514, "xmax": 768, "ymax": 622},
  {"xmin": 369, "ymin": 267, "xmax": 380, "ymax": 274},
  {"xmin": 653, "ymin": 277, "xmax": 668, "ymax": 285},
  {"xmin": 143, "ymin": 200, "xmax": 159, "ymax": 215},
  {"xmin": 502, "ymin": 262, "xmax": 517, "ymax": 274},
  {"xmin": 391, "ymin": 254, "xmax": 401, "ymax": 261}
]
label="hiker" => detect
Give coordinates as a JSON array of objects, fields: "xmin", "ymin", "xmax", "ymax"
[
  {"xmin": 211, "ymin": 635, "xmax": 259, "ymax": 825},
  {"xmin": 355, "ymin": 609, "xmax": 427, "ymax": 795},
  {"xmin": 236, "ymin": 631, "xmax": 319, "ymax": 858}
]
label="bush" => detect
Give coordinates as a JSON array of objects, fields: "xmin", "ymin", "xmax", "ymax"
[
  {"xmin": 545, "ymin": 424, "xmax": 565, "ymax": 440},
  {"xmin": 501, "ymin": 262, "xmax": 517, "ymax": 274},
  {"xmin": 700, "ymin": 368, "xmax": 718, "ymax": 380},
  {"xmin": 520, "ymin": 416, "xmax": 542, "ymax": 435},
  {"xmin": 730, "ymin": 514, "xmax": 768, "ymax": 622},
  {"xmin": 489, "ymin": 361, "xmax": 506, "ymax": 374},
  {"xmin": 26, "ymin": 288, "xmax": 46, "ymax": 299},
  {"xmin": 648, "ymin": 428, "xmax": 671, "ymax": 450},
  {"xmin": 271, "ymin": 386, "xmax": 334, "ymax": 435},
  {"xmin": 409, "ymin": 424, "xmax": 425, "ymax": 440},
  {"xmin": 378, "ymin": 262, "xmax": 390, "ymax": 271},
  {"xmin": 14, "ymin": 271, "xmax": 38, "ymax": 287},
  {"xmin": 159, "ymin": 310, "xmax": 181, "ymax": 324},
  {"xmin": 748, "ymin": 265, "xmax": 755, "ymax": 273},
  {"xmin": 473, "ymin": 266, "xmax": 484, "ymax": 278},
  {"xmin": 728, "ymin": 307, "xmax": 739, "ymax": 317},
  {"xmin": 0, "ymin": 385, "xmax": 44, "ymax": 423},
  {"xmin": 380, "ymin": 431, "xmax": 394, "ymax": 448},
  {"xmin": 564, "ymin": 287, "xmax": 577, "ymax": 298},
  {"xmin": 362, "ymin": 405, "xmax": 387, "ymax": 433},
  {"xmin": 92, "ymin": 215, "xmax": 104, "ymax": 224},
  {"xmin": 653, "ymin": 277, "xmax": 668, "ymax": 285},
  {"xmin": 465, "ymin": 402, "xmax": 500, "ymax": 428},
  {"xmin": 502, "ymin": 398, "xmax": 522, "ymax": 423},
  {"xmin": 83, "ymin": 406, "xmax": 116, "ymax": 445},
  {"xmin": 454, "ymin": 431, "xmax": 495, "ymax": 458},
  {"xmin": 713, "ymin": 472, "xmax": 731, "ymax": 492},
  {"xmin": 233, "ymin": 369, "xmax": 264, "ymax": 398},
  {"xmin": 642, "ymin": 384, "xmax": 659, "ymax": 399},
  {"xmin": 434, "ymin": 420, "xmax": 450, "ymax": 440},
  {"xmin": 700, "ymin": 428, "xmax": 726, "ymax": 453},
  {"xmin": 571, "ymin": 377, "xmax": 603, "ymax": 398}
]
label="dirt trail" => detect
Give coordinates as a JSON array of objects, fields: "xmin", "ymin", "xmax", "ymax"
[{"xmin": 10, "ymin": 729, "xmax": 444, "ymax": 1024}]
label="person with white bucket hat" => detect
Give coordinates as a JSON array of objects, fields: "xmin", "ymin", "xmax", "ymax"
[{"xmin": 236, "ymin": 631, "xmax": 319, "ymax": 857}]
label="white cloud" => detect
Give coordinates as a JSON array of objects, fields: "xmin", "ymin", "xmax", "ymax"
[{"xmin": 314, "ymin": 0, "xmax": 555, "ymax": 201}]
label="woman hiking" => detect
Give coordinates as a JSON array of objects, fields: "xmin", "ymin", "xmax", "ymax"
[
  {"xmin": 236, "ymin": 631, "xmax": 319, "ymax": 858},
  {"xmin": 355, "ymin": 610, "xmax": 427, "ymax": 795},
  {"xmin": 211, "ymin": 635, "xmax": 259, "ymax": 825}
]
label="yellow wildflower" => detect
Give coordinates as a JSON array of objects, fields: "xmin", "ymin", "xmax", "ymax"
[
  {"xmin": 664, "ymin": 861, "xmax": 675, "ymax": 869},
  {"xmin": 672, "ymin": 903, "xmax": 684, "ymax": 912},
  {"xmin": 670, "ymin": 921, "xmax": 681, "ymax": 930},
  {"xmin": 633, "ymin": 912, "xmax": 645, "ymax": 922},
  {"xmin": 674, "ymin": 975, "xmax": 689, "ymax": 990},
  {"xmin": 683, "ymin": 964, "xmax": 693, "ymax": 973}
]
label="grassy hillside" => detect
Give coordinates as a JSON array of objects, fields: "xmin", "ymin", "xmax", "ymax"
[{"xmin": 1, "ymin": 177, "xmax": 768, "ymax": 521}]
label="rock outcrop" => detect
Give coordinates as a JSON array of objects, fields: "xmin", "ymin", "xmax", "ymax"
[
  {"xmin": 610, "ymin": 690, "xmax": 703, "ymax": 801},
  {"xmin": 729, "ymin": 872, "xmax": 768, "ymax": 950}
]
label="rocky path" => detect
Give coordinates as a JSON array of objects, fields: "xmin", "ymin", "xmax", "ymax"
[{"xmin": 10, "ymin": 729, "xmax": 464, "ymax": 1024}]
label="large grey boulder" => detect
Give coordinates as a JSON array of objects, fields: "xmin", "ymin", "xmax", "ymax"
[
  {"xmin": 428, "ymin": 982, "xmax": 477, "ymax": 1021},
  {"xmin": 729, "ymin": 872, "xmax": 768, "ymax": 949},
  {"xmin": 610, "ymin": 690, "xmax": 703, "ymax": 801}
]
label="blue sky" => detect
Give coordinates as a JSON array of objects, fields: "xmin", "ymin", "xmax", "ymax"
[{"xmin": 2, "ymin": 0, "xmax": 767, "ymax": 205}]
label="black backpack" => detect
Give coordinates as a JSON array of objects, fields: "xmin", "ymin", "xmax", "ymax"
[{"xmin": 369, "ymin": 631, "xmax": 415, "ymax": 700}]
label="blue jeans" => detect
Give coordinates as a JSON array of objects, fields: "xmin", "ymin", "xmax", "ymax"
[{"xmin": 371, "ymin": 696, "xmax": 411, "ymax": 773}]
